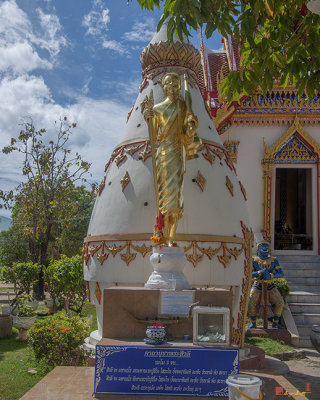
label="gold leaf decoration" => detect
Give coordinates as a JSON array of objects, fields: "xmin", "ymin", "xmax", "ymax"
[
  {"xmin": 97, "ymin": 252, "xmax": 109, "ymax": 266},
  {"xmin": 115, "ymin": 153, "xmax": 127, "ymax": 167},
  {"xmin": 120, "ymin": 242, "xmax": 137, "ymax": 266},
  {"xmin": 185, "ymin": 241, "xmax": 203, "ymax": 268},
  {"xmin": 226, "ymin": 176, "xmax": 234, "ymax": 197},
  {"xmin": 224, "ymin": 140, "xmax": 240, "ymax": 164},
  {"xmin": 194, "ymin": 170, "xmax": 206, "ymax": 192},
  {"xmin": 239, "ymin": 181, "xmax": 247, "ymax": 200},
  {"xmin": 97, "ymin": 176, "xmax": 106, "ymax": 196},
  {"xmin": 89, "ymin": 244, "xmax": 102, "ymax": 257},
  {"xmin": 131, "ymin": 243, "xmax": 153, "ymax": 257},
  {"xmin": 106, "ymin": 243, "xmax": 127, "ymax": 257},
  {"xmin": 120, "ymin": 171, "xmax": 130, "ymax": 192},
  {"xmin": 95, "ymin": 282, "xmax": 102, "ymax": 305}
]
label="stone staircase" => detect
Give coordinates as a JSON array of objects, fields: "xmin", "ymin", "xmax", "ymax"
[{"xmin": 278, "ymin": 255, "xmax": 320, "ymax": 348}]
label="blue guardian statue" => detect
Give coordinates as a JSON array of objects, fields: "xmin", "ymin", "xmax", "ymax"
[{"xmin": 248, "ymin": 241, "xmax": 285, "ymax": 329}]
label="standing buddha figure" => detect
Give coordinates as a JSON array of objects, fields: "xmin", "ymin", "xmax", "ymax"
[{"xmin": 144, "ymin": 72, "xmax": 201, "ymax": 246}]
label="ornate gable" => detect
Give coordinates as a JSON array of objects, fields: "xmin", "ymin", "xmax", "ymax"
[{"xmin": 263, "ymin": 116, "xmax": 320, "ymax": 164}]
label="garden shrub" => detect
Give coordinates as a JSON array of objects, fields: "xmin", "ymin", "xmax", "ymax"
[
  {"xmin": 44, "ymin": 255, "xmax": 87, "ymax": 314},
  {"xmin": 273, "ymin": 278, "xmax": 290, "ymax": 301},
  {"xmin": 1, "ymin": 262, "xmax": 40, "ymax": 295},
  {"xmin": 27, "ymin": 313, "xmax": 89, "ymax": 371}
]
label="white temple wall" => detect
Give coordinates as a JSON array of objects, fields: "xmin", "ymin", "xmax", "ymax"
[{"xmin": 220, "ymin": 124, "xmax": 289, "ymax": 234}]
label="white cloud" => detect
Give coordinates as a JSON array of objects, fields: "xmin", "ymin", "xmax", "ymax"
[
  {"xmin": 0, "ymin": 0, "xmax": 33, "ymax": 44},
  {"xmin": 82, "ymin": 0, "xmax": 110, "ymax": 37},
  {"xmin": 36, "ymin": 8, "xmax": 67, "ymax": 58},
  {"xmin": 0, "ymin": 42, "xmax": 51, "ymax": 73},
  {"xmin": 102, "ymin": 40, "xmax": 128, "ymax": 55},
  {"xmin": 122, "ymin": 18, "xmax": 156, "ymax": 42},
  {"xmin": 0, "ymin": 73, "xmax": 128, "ymax": 196},
  {"xmin": 81, "ymin": 76, "xmax": 92, "ymax": 95},
  {"xmin": 0, "ymin": 0, "xmax": 67, "ymax": 74}
]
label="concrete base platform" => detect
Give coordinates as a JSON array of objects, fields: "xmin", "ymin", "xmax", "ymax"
[{"xmin": 19, "ymin": 364, "xmax": 307, "ymax": 400}]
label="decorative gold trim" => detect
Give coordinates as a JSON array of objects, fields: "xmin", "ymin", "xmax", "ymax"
[
  {"xmin": 239, "ymin": 181, "xmax": 247, "ymax": 201},
  {"xmin": 233, "ymin": 221, "xmax": 254, "ymax": 348},
  {"xmin": 140, "ymin": 40, "xmax": 202, "ymax": 91},
  {"xmin": 264, "ymin": 116, "xmax": 320, "ymax": 159},
  {"xmin": 233, "ymin": 115, "xmax": 320, "ymax": 126},
  {"xmin": 120, "ymin": 242, "xmax": 137, "ymax": 266},
  {"xmin": 226, "ymin": 176, "xmax": 234, "ymax": 197},
  {"xmin": 224, "ymin": 141, "xmax": 240, "ymax": 163},
  {"xmin": 262, "ymin": 116, "xmax": 320, "ymax": 242},
  {"xmin": 84, "ymin": 233, "xmax": 245, "ymax": 244},
  {"xmin": 95, "ymin": 282, "xmax": 102, "ymax": 305},
  {"xmin": 120, "ymin": 171, "xmax": 130, "ymax": 192},
  {"xmin": 213, "ymin": 105, "xmax": 235, "ymax": 130},
  {"xmin": 131, "ymin": 243, "xmax": 153, "ymax": 257},
  {"xmin": 97, "ymin": 176, "xmax": 106, "ymax": 197},
  {"xmin": 194, "ymin": 170, "xmax": 206, "ymax": 192},
  {"xmin": 84, "ymin": 236, "xmax": 245, "ymax": 270}
]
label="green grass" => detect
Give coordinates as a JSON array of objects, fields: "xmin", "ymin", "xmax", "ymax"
[
  {"xmin": 81, "ymin": 303, "xmax": 98, "ymax": 333},
  {"xmin": 245, "ymin": 336, "xmax": 294, "ymax": 354},
  {"xmin": 0, "ymin": 303, "xmax": 98, "ymax": 400},
  {"xmin": 0, "ymin": 329, "xmax": 45, "ymax": 400}
]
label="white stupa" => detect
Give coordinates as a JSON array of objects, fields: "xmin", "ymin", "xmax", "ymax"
[{"xmin": 83, "ymin": 22, "xmax": 253, "ymax": 347}]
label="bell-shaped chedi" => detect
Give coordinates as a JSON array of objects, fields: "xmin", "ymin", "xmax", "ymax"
[{"xmin": 83, "ymin": 21, "xmax": 253, "ymax": 347}]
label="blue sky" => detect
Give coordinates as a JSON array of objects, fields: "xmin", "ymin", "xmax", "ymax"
[{"xmin": 0, "ymin": 0, "xmax": 222, "ymax": 217}]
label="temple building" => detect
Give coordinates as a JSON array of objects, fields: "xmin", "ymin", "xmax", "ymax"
[{"xmin": 202, "ymin": 35, "xmax": 320, "ymax": 256}]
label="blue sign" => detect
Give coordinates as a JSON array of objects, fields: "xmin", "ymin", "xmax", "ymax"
[{"xmin": 94, "ymin": 345, "xmax": 239, "ymax": 397}]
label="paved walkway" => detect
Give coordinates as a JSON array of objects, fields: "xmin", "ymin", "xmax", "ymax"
[{"xmin": 247, "ymin": 349, "xmax": 320, "ymax": 399}]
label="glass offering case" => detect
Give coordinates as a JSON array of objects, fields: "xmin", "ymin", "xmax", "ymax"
[{"xmin": 192, "ymin": 306, "xmax": 230, "ymax": 346}]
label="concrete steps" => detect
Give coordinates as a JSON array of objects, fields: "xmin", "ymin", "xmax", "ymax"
[
  {"xmin": 278, "ymin": 255, "xmax": 320, "ymax": 348},
  {"xmin": 289, "ymin": 302, "xmax": 320, "ymax": 314}
]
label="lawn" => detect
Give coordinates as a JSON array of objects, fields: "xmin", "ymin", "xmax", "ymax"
[
  {"xmin": 245, "ymin": 336, "xmax": 294, "ymax": 354},
  {"xmin": 0, "ymin": 329, "xmax": 45, "ymax": 400},
  {"xmin": 0, "ymin": 303, "xmax": 97, "ymax": 400}
]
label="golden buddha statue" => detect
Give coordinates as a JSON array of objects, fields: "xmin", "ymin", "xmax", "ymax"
[{"xmin": 144, "ymin": 72, "xmax": 201, "ymax": 246}]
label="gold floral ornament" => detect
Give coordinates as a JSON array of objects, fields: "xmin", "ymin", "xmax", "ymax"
[
  {"xmin": 120, "ymin": 242, "xmax": 137, "ymax": 266},
  {"xmin": 131, "ymin": 243, "xmax": 153, "ymax": 257},
  {"xmin": 194, "ymin": 170, "xmax": 206, "ymax": 192},
  {"xmin": 97, "ymin": 243, "xmax": 109, "ymax": 265},
  {"xmin": 120, "ymin": 171, "xmax": 130, "ymax": 192}
]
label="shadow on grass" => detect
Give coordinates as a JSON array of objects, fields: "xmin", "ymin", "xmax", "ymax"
[{"xmin": 0, "ymin": 328, "xmax": 28, "ymax": 361}]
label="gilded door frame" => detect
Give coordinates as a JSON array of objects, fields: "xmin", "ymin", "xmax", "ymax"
[{"xmin": 262, "ymin": 117, "xmax": 320, "ymax": 254}]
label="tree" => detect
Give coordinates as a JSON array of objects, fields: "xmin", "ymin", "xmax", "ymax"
[
  {"xmin": 0, "ymin": 118, "xmax": 92, "ymax": 298},
  {"xmin": 54, "ymin": 185, "xmax": 95, "ymax": 257},
  {"xmin": 133, "ymin": 1, "xmax": 320, "ymax": 100},
  {"xmin": 0, "ymin": 222, "xmax": 29, "ymax": 267},
  {"xmin": 44, "ymin": 255, "xmax": 87, "ymax": 315}
]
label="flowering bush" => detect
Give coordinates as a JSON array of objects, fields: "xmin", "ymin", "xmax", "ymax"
[{"xmin": 27, "ymin": 313, "xmax": 89, "ymax": 371}]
